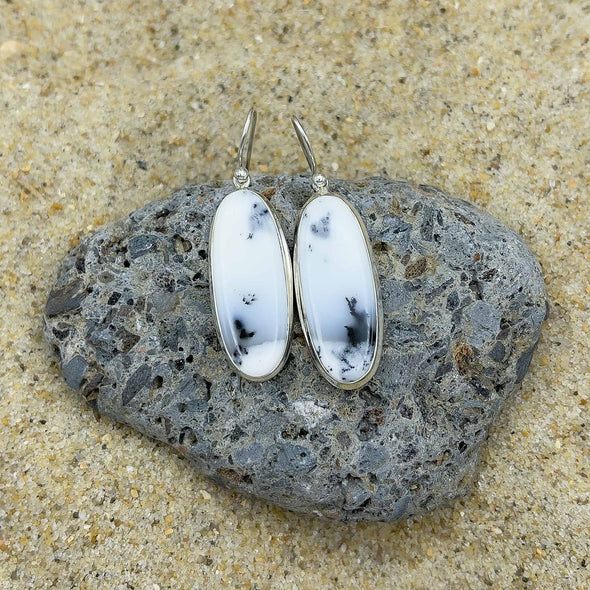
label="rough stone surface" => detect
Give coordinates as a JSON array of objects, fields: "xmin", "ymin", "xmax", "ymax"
[{"xmin": 43, "ymin": 176, "xmax": 548, "ymax": 522}]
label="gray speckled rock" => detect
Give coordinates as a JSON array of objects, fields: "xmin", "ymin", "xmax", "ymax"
[{"xmin": 43, "ymin": 176, "xmax": 548, "ymax": 522}]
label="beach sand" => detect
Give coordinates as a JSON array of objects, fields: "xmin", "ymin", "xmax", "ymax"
[{"xmin": 1, "ymin": 1, "xmax": 588, "ymax": 588}]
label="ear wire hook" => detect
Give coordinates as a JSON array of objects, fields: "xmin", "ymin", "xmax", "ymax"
[
  {"xmin": 291, "ymin": 116, "xmax": 329, "ymax": 195},
  {"xmin": 233, "ymin": 108, "xmax": 257, "ymax": 189}
]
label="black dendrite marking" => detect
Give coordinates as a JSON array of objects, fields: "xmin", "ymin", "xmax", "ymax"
[
  {"xmin": 344, "ymin": 297, "xmax": 369, "ymax": 347},
  {"xmin": 234, "ymin": 318, "xmax": 255, "ymax": 340},
  {"xmin": 232, "ymin": 344, "xmax": 249, "ymax": 365},
  {"xmin": 310, "ymin": 213, "xmax": 330, "ymax": 238},
  {"xmin": 242, "ymin": 293, "xmax": 256, "ymax": 305},
  {"xmin": 230, "ymin": 312, "xmax": 257, "ymax": 366},
  {"xmin": 339, "ymin": 354, "xmax": 355, "ymax": 377},
  {"xmin": 249, "ymin": 203, "xmax": 270, "ymax": 234},
  {"xmin": 232, "ymin": 347, "xmax": 242, "ymax": 365},
  {"xmin": 331, "ymin": 297, "xmax": 375, "ymax": 379}
]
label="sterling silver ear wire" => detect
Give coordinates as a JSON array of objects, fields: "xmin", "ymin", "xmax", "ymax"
[
  {"xmin": 233, "ymin": 108, "xmax": 257, "ymax": 189},
  {"xmin": 291, "ymin": 116, "xmax": 383, "ymax": 389},
  {"xmin": 208, "ymin": 109, "xmax": 293, "ymax": 381},
  {"xmin": 291, "ymin": 116, "xmax": 329, "ymax": 195}
]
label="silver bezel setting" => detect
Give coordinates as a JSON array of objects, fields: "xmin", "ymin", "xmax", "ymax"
[
  {"xmin": 208, "ymin": 187, "xmax": 294, "ymax": 382},
  {"xmin": 293, "ymin": 192, "xmax": 384, "ymax": 390}
]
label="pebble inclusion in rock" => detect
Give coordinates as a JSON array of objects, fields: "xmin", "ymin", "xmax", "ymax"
[{"xmin": 43, "ymin": 175, "xmax": 548, "ymax": 522}]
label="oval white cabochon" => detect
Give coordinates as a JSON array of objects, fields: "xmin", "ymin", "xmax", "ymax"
[
  {"xmin": 210, "ymin": 189, "xmax": 291, "ymax": 379},
  {"xmin": 296, "ymin": 194, "xmax": 381, "ymax": 386}
]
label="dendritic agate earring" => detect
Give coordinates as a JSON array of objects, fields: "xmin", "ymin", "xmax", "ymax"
[
  {"xmin": 209, "ymin": 109, "xmax": 293, "ymax": 381},
  {"xmin": 291, "ymin": 116, "xmax": 383, "ymax": 389}
]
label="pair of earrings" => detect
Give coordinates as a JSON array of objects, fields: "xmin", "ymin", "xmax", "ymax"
[{"xmin": 209, "ymin": 110, "xmax": 383, "ymax": 390}]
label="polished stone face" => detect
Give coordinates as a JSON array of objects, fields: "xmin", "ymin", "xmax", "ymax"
[
  {"xmin": 210, "ymin": 189, "xmax": 291, "ymax": 379},
  {"xmin": 295, "ymin": 194, "xmax": 380, "ymax": 387}
]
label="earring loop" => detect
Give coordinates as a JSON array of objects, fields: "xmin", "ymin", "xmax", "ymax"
[
  {"xmin": 291, "ymin": 116, "xmax": 329, "ymax": 195},
  {"xmin": 233, "ymin": 108, "xmax": 257, "ymax": 189}
]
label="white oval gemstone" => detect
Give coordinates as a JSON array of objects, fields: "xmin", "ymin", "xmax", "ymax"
[
  {"xmin": 295, "ymin": 194, "xmax": 382, "ymax": 388},
  {"xmin": 209, "ymin": 189, "xmax": 292, "ymax": 380}
]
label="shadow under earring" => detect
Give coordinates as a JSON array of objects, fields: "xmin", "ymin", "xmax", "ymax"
[
  {"xmin": 208, "ymin": 109, "xmax": 293, "ymax": 381},
  {"xmin": 291, "ymin": 116, "xmax": 383, "ymax": 389}
]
